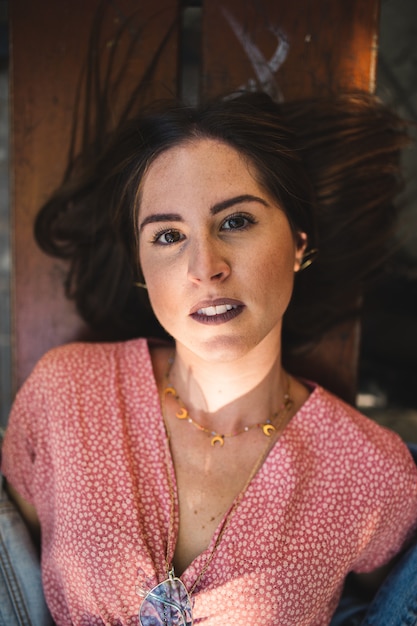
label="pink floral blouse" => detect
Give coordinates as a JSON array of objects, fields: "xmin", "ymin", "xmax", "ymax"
[{"xmin": 2, "ymin": 339, "xmax": 417, "ymax": 625}]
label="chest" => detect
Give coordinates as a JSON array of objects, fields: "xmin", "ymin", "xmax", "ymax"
[
  {"xmin": 168, "ymin": 427, "xmax": 283, "ymax": 573},
  {"xmin": 44, "ymin": 429, "xmax": 381, "ymax": 626},
  {"xmin": 172, "ymin": 462, "xmax": 245, "ymax": 574},
  {"xmin": 166, "ymin": 459, "xmax": 358, "ymax": 626}
]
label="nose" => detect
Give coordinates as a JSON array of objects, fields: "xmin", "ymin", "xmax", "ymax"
[{"xmin": 187, "ymin": 237, "xmax": 231, "ymax": 284}]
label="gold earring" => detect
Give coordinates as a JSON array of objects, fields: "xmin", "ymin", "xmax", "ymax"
[
  {"xmin": 134, "ymin": 282, "xmax": 148, "ymax": 289},
  {"xmin": 299, "ymin": 248, "xmax": 319, "ymax": 271}
]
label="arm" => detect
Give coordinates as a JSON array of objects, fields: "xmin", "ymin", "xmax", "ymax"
[
  {"xmin": 352, "ymin": 563, "xmax": 395, "ymax": 597},
  {"xmin": 5, "ymin": 480, "xmax": 41, "ymax": 548}
]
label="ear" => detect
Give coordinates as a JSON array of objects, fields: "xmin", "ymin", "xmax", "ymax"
[{"xmin": 294, "ymin": 232, "xmax": 308, "ymax": 272}]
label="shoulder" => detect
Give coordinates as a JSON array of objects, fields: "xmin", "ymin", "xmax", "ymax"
[
  {"xmin": 302, "ymin": 384, "xmax": 400, "ymax": 443},
  {"xmin": 295, "ymin": 384, "xmax": 417, "ymax": 486},
  {"xmin": 296, "ymin": 386, "xmax": 417, "ymax": 553},
  {"xmin": 27, "ymin": 337, "xmax": 151, "ymax": 385},
  {"xmin": 10, "ymin": 338, "xmax": 155, "ymax": 416},
  {"xmin": 34, "ymin": 336, "xmax": 149, "ymax": 367}
]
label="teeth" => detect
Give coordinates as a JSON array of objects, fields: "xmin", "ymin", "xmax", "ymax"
[{"xmin": 197, "ymin": 304, "xmax": 236, "ymax": 316}]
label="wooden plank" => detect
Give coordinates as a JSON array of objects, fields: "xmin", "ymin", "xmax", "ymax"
[
  {"xmin": 11, "ymin": 0, "xmax": 180, "ymax": 388},
  {"xmin": 11, "ymin": 0, "xmax": 380, "ymax": 401},
  {"xmin": 201, "ymin": 0, "xmax": 380, "ymax": 401},
  {"xmin": 284, "ymin": 322, "xmax": 362, "ymax": 404},
  {"xmin": 201, "ymin": 0, "xmax": 379, "ymax": 100}
]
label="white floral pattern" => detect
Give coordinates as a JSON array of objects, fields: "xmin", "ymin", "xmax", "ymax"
[{"xmin": 2, "ymin": 339, "xmax": 417, "ymax": 626}]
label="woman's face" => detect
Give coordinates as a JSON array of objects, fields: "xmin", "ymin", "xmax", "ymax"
[{"xmin": 138, "ymin": 138, "xmax": 306, "ymax": 363}]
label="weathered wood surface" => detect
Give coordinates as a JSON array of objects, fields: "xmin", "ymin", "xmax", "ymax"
[
  {"xmin": 10, "ymin": 0, "xmax": 179, "ymax": 387},
  {"xmin": 11, "ymin": 0, "xmax": 379, "ymax": 401},
  {"xmin": 201, "ymin": 0, "xmax": 379, "ymax": 100}
]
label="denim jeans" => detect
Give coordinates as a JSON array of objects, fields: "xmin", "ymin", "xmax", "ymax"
[
  {"xmin": 0, "ymin": 476, "xmax": 53, "ymax": 626},
  {"xmin": 330, "ymin": 540, "xmax": 417, "ymax": 626},
  {"xmin": 361, "ymin": 540, "xmax": 417, "ymax": 626}
]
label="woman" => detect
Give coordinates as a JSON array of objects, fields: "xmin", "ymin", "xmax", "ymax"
[{"xmin": 2, "ymin": 92, "xmax": 417, "ymax": 625}]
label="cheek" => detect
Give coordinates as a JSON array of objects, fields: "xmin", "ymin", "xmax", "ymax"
[
  {"xmin": 140, "ymin": 248, "xmax": 166, "ymax": 289},
  {"xmin": 249, "ymin": 245, "xmax": 297, "ymax": 316},
  {"xmin": 253, "ymin": 242, "xmax": 297, "ymax": 286},
  {"xmin": 146, "ymin": 285, "xmax": 175, "ymax": 333},
  {"xmin": 145, "ymin": 269, "xmax": 169, "ymax": 307},
  {"xmin": 142, "ymin": 260, "xmax": 182, "ymax": 328}
]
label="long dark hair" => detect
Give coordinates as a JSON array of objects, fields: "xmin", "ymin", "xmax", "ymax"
[{"xmin": 34, "ymin": 90, "xmax": 410, "ymax": 353}]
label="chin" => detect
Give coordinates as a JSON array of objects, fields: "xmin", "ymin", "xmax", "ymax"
[{"xmin": 189, "ymin": 334, "xmax": 261, "ymax": 364}]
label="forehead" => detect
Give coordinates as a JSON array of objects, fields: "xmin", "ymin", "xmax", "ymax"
[{"xmin": 139, "ymin": 138, "xmax": 264, "ymax": 208}]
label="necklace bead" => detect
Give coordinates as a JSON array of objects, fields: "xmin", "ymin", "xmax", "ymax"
[{"xmin": 164, "ymin": 378, "xmax": 293, "ymax": 447}]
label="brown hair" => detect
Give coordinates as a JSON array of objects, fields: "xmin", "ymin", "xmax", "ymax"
[{"xmin": 34, "ymin": 90, "xmax": 410, "ymax": 353}]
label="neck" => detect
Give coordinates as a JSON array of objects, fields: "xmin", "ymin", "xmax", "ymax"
[{"xmin": 169, "ymin": 337, "xmax": 287, "ymax": 426}]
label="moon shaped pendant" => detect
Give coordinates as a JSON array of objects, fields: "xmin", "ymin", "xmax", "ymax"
[
  {"xmin": 175, "ymin": 408, "xmax": 189, "ymax": 420},
  {"xmin": 211, "ymin": 435, "xmax": 225, "ymax": 447},
  {"xmin": 165, "ymin": 387, "xmax": 176, "ymax": 396},
  {"xmin": 262, "ymin": 423, "xmax": 276, "ymax": 437}
]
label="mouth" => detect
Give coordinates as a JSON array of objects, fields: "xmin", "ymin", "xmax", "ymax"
[{"xmin": 189, "ymin": 299, "xmax": 244, "ymax": 324}]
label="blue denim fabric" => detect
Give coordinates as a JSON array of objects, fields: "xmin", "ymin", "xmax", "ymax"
[
  {"xmin": 331, "ymin": 540, "xmax": 417, "ymax": 626},
  {"xmin": 0, "ymin": 476, "xmax": 53, "ymax": 626},
  {"xmin": 330, "ymin": 577, "xmax": 368, "ymax": 626},
  {"xmin": 361, "ymin": 539, "xmax": 417, "ymax": 626}
]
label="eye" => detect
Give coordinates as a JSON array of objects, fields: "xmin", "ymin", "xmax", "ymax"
[
  {"xmin": 221, "ymin": 213, "xmax": 256, "ymax": 231},
  {"xmin": 151, "ymin": 229, "xmax": 185, "ymax": 245}
]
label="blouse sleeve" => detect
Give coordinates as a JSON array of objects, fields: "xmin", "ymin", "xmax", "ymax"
[
  {"xmin": 1, "ymin": 352, "xmax": 52, "ymax": 504},
  {"xmin": 352, "ymin": 432, "xmax": 417, "ymax": 573}
]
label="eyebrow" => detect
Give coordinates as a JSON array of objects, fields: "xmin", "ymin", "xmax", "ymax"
[{"xmin": 139, "ymin": 194, "xmax": 269, "ymax": 232}]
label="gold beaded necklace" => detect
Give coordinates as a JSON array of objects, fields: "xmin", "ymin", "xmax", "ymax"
[{"xmin": 164, "ymin": 360, "xmax": 293, "ymax": 447}]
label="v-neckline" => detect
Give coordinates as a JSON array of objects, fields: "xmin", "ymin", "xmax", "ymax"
[{"xmin": 142, "ymin": 338, "xmax": 319, "ymax": 584}]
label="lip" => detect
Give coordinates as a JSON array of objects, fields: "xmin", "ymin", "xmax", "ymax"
[{"xmin": 189, "ymin": 298, "xmax": 245, "ymax": 325}]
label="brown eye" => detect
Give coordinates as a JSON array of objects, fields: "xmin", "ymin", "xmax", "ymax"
[
  {"xmin": 153, "ymin": 229, "xmax": 184, "ymax": 245},
  {"xmin": 221, "ymin": 213, "xmax": 255, "ymax": 231}
]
